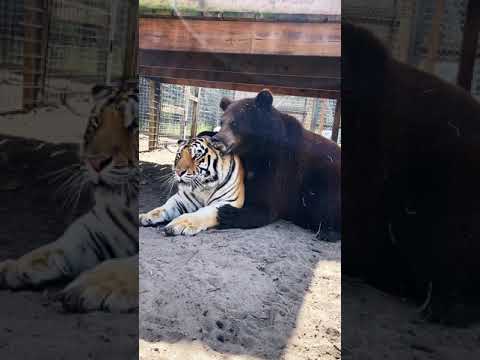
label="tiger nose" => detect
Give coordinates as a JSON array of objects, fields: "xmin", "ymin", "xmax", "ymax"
[{"xmin": 88, "ymin": 156, "xmax": 112, "ymax": 172}]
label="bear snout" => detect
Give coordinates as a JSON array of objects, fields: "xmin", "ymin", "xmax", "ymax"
[{"xmin": 211, "ymin": 134, "xmax": 234, "ymax": 154}]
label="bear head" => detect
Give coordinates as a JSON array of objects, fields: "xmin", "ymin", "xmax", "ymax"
[{"xmin": 212, "ymin": 89, "xmax": 280, "ymax": 155}]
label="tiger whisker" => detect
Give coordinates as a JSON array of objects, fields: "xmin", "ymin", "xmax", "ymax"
[
  {"xmin": 39, "ymin": 164, "xmax": 81, "ymax": 181},
  {"xmin": 45, "ymin": 166, "xmax": 80, "ymax": 184}
]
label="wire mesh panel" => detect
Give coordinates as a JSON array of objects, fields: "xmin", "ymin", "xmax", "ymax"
[
  {"xmin": 158, "ymin": 83, "xmax": 187, "ymax": 139},
  {"xmin": 0, "ymin": 0, "xmax": 25, "ymax": 112},
  {"xmin": 44, "ymin": 0, "xmax": 112, "ymax": 104},
  {"xmin": 197, "ymin": 87, "xmax": 234, "ymax": 133},
  {"xmin": 0, "ymin": 0, "xmax": 133, "ymax": 113},
  {"xmin": 139, "ymin": 76, "xmax": 341, "ymax": 151}
]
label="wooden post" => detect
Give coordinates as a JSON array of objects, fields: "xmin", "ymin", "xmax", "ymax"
[
  {"xmin": 124, "ymin": 0, "xmax": 139, "ymax": 81},
  {"xmin": 317, "ymin": 99, "xmax": 326, "ymax": 134},
  {"xmin": 190, "ymin": 96, "xmax": 199, "ymax": 137},
  {"xmin": 395, "ymin": 0, "xmax": 415, "ymax": 62},
  {"xmin": 147, "ymin": 79, "xmax": 157, "ymax": 150},
  {"xmin": 105, "ymin": 0, "xmax": 118, "ymax": 85},
  {"xmin": 23, "ymin": 0, "xmax": 48, "ymax": 110},
  {"xmin": 457, "ymin": 0, "xmax": 480, "ymax": 91},
  {"xmin": 423, "ymin": 0, "xmax": 445, "ymax": 73},
  {"xmin": 331, "ymin": 98, "xmax": 341, "ymax": 143},
  {"xmin": 309, "ymin": 99, "xmax": 320, "ymax": 132}
]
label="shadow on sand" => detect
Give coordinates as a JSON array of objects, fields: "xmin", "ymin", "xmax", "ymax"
[{"xmin": 139, "ymin": 161, "xmax": 341, "ymax": 359}]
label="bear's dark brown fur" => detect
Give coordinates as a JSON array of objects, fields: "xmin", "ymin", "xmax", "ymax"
[
  {"xmin": 343, "ymin": 22, "xmax": 480, "ymax": 325},
  {"xmin": 212, "ymin": 90, "xmax": 341, "ymax": 242}
]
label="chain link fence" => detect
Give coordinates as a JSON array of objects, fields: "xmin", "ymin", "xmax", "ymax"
[
  {"xmin": 0, "ymin": 0, "xmax": 135, "ymax": 114},
  {"xmin": 139, "ymin": 76, "xmax": 340, "ymax": 152}
]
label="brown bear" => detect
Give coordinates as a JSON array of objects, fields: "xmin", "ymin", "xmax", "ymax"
[
  {"xmin": 343, "ymin": 22, "xmax": 480, "ymax": 325},
  {"xmin": 211, "ymin": 89, "xmax": 341, "ymax": 242}
]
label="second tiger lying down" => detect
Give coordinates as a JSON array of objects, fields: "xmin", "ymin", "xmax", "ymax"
[{"xmin": 139, "ymin": 133, "xmax": 244, "ymax": 235}]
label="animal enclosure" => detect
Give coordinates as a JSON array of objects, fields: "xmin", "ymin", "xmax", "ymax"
[{"xmin": 139, "ymin": 77, "xmax": 340, "ymax": 152}]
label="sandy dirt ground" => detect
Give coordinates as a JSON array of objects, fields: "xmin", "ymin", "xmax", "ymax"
[
  {"xmin": 0, "ymin": 131, "xmax": 137, "ymax": 358},
  {"xmin": 138, "ymin": 153, "xmax": 341, "ymax": 360},
  {"xmin": 139, "ymin": 149, "xmax": 480, "ymax": 360},
  {"xmin": 343, "ymin": 278, "xmax": 480, "ymax": 360}
]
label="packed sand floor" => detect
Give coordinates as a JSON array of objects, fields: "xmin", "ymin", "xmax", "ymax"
[{"xmin": 138, "ymin": 156, "xmax": 341, "ymax": 360}]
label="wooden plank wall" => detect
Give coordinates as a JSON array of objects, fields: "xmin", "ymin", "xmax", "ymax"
[
  {"xmin": 139, "ymin": 49, "xmax": 340, "ymax": 98},
  {"xmin": 140, "ymin": 18, "xmax": 340, "ymax": 57}
]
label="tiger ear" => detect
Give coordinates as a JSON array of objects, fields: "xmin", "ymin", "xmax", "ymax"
[
  {"xmin": 220, "ymin": 97, "xmax": 232, "ymax": 111},
  {"xmin": 177, "ymin": 139, "xmax": 187, "ymax": 146},
  {"xmin": 91, "ymin": 84, "xmax": 113, "ymax": 101}
]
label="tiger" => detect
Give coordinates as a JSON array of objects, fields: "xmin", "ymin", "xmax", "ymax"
[
  {"xmin": 0, "ymin": 84, "xmax": 139, "ymax": 313},
  {"xmin": 139, "ymin": 132, "xmax": 245, "ymax": 235}
]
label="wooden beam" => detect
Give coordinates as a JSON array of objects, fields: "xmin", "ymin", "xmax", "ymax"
[
  {"xmin": 457, "ymin": 0, "xmax": 480, "ymax": 91},
  {"xmin": 139, "ymin": 17, "xmax": 340, "ymax": 57},
  {"xmin": 139, "ymin": 50, "xmax": 340, "ymax": 98},
  {"xmin": 144, "ymin": 77, "xmax": 335, "ymax": 98}
]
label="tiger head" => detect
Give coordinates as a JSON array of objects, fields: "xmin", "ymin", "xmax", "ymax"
[
  {"xmin": 81, "ymin": 84, "xmax": 138, "ymax": 189},
  {"xmin": 174, "ymin": 134, "xmax": 220, "ymax": 187}
]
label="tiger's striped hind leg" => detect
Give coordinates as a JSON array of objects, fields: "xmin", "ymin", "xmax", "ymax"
[
  {"xmin": 56, "ymin": 255, "xmax": 138, "ymax": 313},
  {"xmin": 164, "ymin": 206, "xmax": 219, "ymax": 236}
]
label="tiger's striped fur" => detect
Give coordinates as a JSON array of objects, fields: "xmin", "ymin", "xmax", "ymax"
[
  {"xmin": 0, "ymin": 84, "xmax": 139, "ymax": 313},
  {"xmin": 139, "ymin": 135, "xmax": 244, "ymax": 236}
]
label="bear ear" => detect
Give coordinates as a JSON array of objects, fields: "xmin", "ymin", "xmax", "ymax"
[
  {"xmin": 255, "ymin": 89, "xmax": 273, "ymax": 109},
  {"xmin": 196, "ymin": 130, "xmax": 217, "ymax": 138},
  {"xmin": 220, "ymin": 97, "xmax": 232, "ymax": 111}
]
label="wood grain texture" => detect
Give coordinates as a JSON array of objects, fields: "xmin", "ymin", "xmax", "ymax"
[
  {"xmin": 140, "ymin": 18, "xmax": 340, "ymax": 56},
  {"xmin": 139, "ymin": 50, "xmax": 340, "ymax": 98}
]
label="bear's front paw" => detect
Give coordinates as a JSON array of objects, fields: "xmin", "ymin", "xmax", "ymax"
[
  {"xmin": 55, "ymin": 258, "xmax": 138, "ymax": 313},
  {"xmin": 139, "ymin": 208, "xmax": 167, "ymax": 226},
  {"xmin": 164, "ymin": 214, "xmax": 206, "ymax": 236}
]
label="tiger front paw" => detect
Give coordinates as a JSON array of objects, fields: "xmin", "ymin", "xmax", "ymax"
[
  {"xmin": 0, "ymin": 248, "xmax": 65, "ymax": 290},
  {"xmin": 56, "ymin": 257, "xmax": 138, "ymax": 313},
  {"xmin": 164, "ymin": 214, "xmax": 207, "ymax": 236},
  {"xmin": 139, "ymin": 207, "xmax": 167, "ymax": 227}
]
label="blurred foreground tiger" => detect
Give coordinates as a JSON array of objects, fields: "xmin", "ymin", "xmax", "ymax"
[
  {"xmin": 0, "ymin": 84, "xmax": 139, "ymax": 313},
  {"xmin": 139, "ymin": 132, "xmax": 245, "ymax": 235}
]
